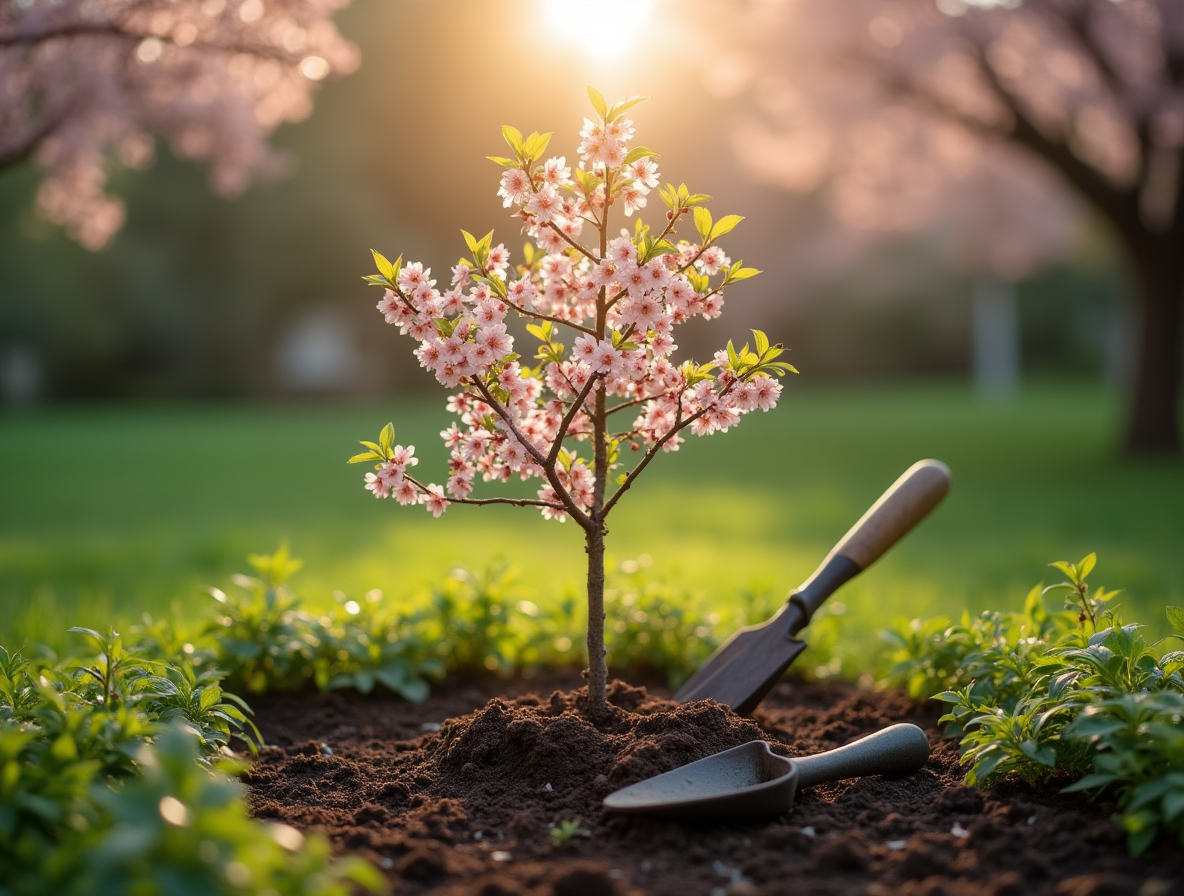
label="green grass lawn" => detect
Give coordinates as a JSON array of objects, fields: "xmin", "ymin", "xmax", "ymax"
[{"xmin": 1, "ymin": 384, "xmax": 1181, "ymax": 667}]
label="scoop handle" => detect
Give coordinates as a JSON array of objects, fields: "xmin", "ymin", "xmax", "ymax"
[{"xmin": 792, "ymin": 723, "xmax": 931, "ymax": 789}]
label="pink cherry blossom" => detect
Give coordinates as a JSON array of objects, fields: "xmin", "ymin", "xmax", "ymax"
[
  {"xmin": 525, "ymin": 186, "xmax": 561, "ymax": 223},
  {"xmin": 620, "ymin": 183, "xmax": 648, "ymax": 216},
  {"xmin": 498, "ymin": 168, "xmax": 531, "ymax": 207},
  {"xmin": 542, "ymin": 156, "xmax": 572, "ymax": 187},
  {"xmin": 627, "ymin": 158, "xmax": 660, "ymax": 189},
  {"xmin": 421, "ymin": 484, "xmax": 449, "ymax": 517}
]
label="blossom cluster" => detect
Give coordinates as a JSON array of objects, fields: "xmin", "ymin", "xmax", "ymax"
[{"xmin": 354, "ymin": 91, "xmax": 792, "ymax": 522}]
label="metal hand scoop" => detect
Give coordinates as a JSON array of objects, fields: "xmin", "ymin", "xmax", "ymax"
[{"xmin": 602, "ymin": 723, "xmax": 930, "ymax": 819}]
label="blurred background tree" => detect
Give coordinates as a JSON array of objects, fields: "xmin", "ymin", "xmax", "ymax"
[
  {"xmin": 0, "ymin": 0, "xmax": 1176, "ymax": 453},
  {"xmin": 0, "ymin": 0, "xmax": 358, "ymax": 248},
  {"xmin": 720, "ymin": 0, "xmax": 1184, "ymax": 454}
]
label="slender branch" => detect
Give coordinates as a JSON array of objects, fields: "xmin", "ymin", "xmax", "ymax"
[
  {"xmin": 517, "ymin": 160, "xmax": 599, "ymax": 261},
  {"xmin": 546, "ymin": 219, "xmax": 600, "ymax": 262},
  {"xmin": 605, "ymin": 393, "xmax": 650, "ymax": 416},
  {"xmin": 548, "ymin": 373, "xmax": 601, "ymax": 464},
  {"xmin": 403, "ymin": 474, "xmax": 562, "ymax": 510},
  {"xmin": 640, "ymin": 209, "xmax": 682, "ymax": 263},
  {"xmin": 503, "ymin": 295, "xmax": 595, "ymax": 336},
  {"xmin": 604, "ymin": 285, "xmax": 629, "ymax": 312},
  {"xmin": 469, "ymin": 377, "xmax": 592, "ymax": 528},
  {"xmin": 0, "ymin": 21, "xmax": 301, "ymax": 64},
  {"xmin": 676, "ymin": 243, "xmax": 710, "ymax": 276},
  {"xmin": 603, "ymin": 381, "xmax": 736, "ymax": 517}
]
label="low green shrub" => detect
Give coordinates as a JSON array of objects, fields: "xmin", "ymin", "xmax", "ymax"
[
  {"xmin": 0, "ymin": 631, "xmax": 383, "ymax": 896},
  {"xmin": 879, "ymin": 555, "xmax": 1184, "ymax": 855},
  {"xmin": 132, "ymin": 544, "xmax": 802, "ymax": 698}
]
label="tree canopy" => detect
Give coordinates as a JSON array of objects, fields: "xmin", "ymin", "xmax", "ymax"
[{"xmin": 0, "ymin": 0, "xmax": 357, "ymax": 249}]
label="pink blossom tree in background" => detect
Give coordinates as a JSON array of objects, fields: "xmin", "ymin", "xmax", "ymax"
[
  {"xmin": 0, "ymin": 0, "xmax": 358, "ymax": 249},
  {"xmin": 720, "ymin": 0, "xmax": 1184, "ymax": 454},
  {"xmin": 351, "ymin": 89, "xmax": 794, "ymax": 712}
]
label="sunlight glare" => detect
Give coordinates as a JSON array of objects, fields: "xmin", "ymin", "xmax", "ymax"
[{"xmin": 543, "ymin": 0, "xmax": 657, "ymax": 63}]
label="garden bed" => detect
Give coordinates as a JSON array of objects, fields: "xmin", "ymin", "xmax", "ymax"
[{"xmin": 244, "ymin": 673, "xmax": 1183, "ymax": 896}]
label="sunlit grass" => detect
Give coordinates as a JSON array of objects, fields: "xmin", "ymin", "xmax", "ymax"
[{"xmin": 1, "ymin": 384, "xmax": 1181, "ymax": 663}]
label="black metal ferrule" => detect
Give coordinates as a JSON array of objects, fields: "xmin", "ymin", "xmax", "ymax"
[{"xmin": 786, "ymin": 554, "xmax": 862, "ymax": 636}]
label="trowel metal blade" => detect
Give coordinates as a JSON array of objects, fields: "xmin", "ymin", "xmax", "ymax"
[{"xmin": 673, "ymin": 620, "xmax": 807, "ymax": 716}]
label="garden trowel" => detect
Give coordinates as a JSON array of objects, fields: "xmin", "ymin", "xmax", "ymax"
[{"xmin": 674, "ymin": 459, "xmax": 951, "ymax": 715}]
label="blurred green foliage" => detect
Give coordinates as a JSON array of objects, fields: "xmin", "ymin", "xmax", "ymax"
[{"xmin": 2, "ymin": 386, "xmax": 1180, "ymax": 662}]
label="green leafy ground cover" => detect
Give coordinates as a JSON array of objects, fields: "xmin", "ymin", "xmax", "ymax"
[
  {"xmin": 2, "ymin": 385, "xmax": 1181, "ymax": 660},
  {"xmin": 881, "ymin": 555, "xmax": 1184, "ymax": 855},
  {"xmin": 6, "ymin": 544, "xmax": 1182, "ymax": 871},
  {"xmin": 0, "ymin": 627, "xmax": 382, "ymax": 896}
]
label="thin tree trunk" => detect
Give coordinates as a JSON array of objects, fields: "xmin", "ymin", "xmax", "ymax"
[
  {"xmin": 584, "ymin": 524, "xmax": 608, "ymax": 707},
  {"xmin": 583, "ymin": 173, "xmax": 611, "ymax": 712},
  {"xmin": 1125, "ymin": 244, "xmax": 1183, "ymax": 455}
]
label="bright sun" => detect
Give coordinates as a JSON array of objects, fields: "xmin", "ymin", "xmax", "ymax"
[{"xmin": 542, "ymin": 0, "xmax": 657, "ymax": 63}]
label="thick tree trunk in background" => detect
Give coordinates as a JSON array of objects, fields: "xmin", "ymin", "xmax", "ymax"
[{"xmin": 1125, "ymin": 241, "xmax": 1183, "ymax": 456}]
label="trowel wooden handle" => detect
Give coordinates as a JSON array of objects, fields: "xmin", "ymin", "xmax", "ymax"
[
  {"xmin": 829, "ymin": 459, "xmax": 950, "ymax": 571},
  {"xmin": 793, "ymin": 723, "xmax": 931, "ymax": 789}
]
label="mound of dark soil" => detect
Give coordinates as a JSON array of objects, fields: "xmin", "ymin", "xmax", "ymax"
[{"xmin": 244, "ymin": 673, "xmax": 1184, "ymax": 896}]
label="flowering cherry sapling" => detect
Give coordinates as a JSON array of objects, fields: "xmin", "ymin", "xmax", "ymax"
[{"xmin": 350, "ymin": 88, "xmax": 795, "ymax": 711}]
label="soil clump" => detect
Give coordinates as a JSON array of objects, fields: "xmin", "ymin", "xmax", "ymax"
[{"xmin": 244, "ymin": 673, "xmax": 1184, "ymax": 896}]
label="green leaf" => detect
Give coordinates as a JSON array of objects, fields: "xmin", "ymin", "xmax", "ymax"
[
  {"xmin": 1165, "ymin": 606, "xmax": 1184, "ymax": 640},
  {"xmin": 1061, "ymin": 772, "xmax": 1119, "ymax": 793},
  {"xmin": 1163, "ymin": 789, "xmax": 1184, "ymax": 823},
  {"xmin": 586, "ymin": 85, "xmax": 608, "ymax": 119},
  {"xmin": 693, "ymin": 207, "xmax": 712, "ymax": 243},
  {"xmin": 1023, "ymin": 585, "xmax": 1048, "ymax": 624},
  {"xmin": 487, "ymin": 155, "xmax": 517, "ymax": 167},
  {"xmin": 524, "ymin": 131, "xmax": 553, "ymax": 160},
  {"xmin": 709, "ymin": 214, "xmax": 744, "ymax": 240},
  {"xmin": 347, "ymin": 451, "xmax": 380, "ymax": 465},
  {"xmin": 51, "ymin": 733, "xmax": 78, "ymax": 762},
  {"xmin": 1050, "ymin": 560, "xmax": 1077, "ymax": 581},
  {"xmin": 68, "ymin": 627, "xmax": 104, "ymax": 643},
  {"xmin": 1078, "ymin": 552, "xmax": 1096, "ymax": 580},
  {"xmin": 932, "ymin": 690, "xmax": 964, "ymax": 704},
  {"xmin": 461, "ymin": 229, "xmax": 479, "ymax": 255},
  {"xmin": 752, "ymin": 329, "xmax": 770, "ymax": 355},
  {"xmin": 727, "ymin": 266, "xmax": 761, "ymax": 282},
  {"xmin": 379, "ymin": 423, "xmax": 395, "ymax": 455},
  {"xmin": 370, "ymin": 249, "xmax": 395, "ymax": 280},
  {"xmin": 526, "ymin": 321, "xmax": 552, "ymax": 341},
  {"xmin": 198, "ymin": 686, "xmax": 222, "ymax": 711},
  {"xmin": 501, "ymin": 125, "xmax": 524, "ymax": 156},
  {"xmin": 607, "ymin": 95, "xmax": 648, "ymax": 121},
  {"xmin": 623, "ymin": 146, "xmax": 660, "ymax": 165}
]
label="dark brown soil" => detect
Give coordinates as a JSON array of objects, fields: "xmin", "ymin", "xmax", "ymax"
[{"xmin": 243, "ymin": 672, "xmax": 1184, "ymax": 896}]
